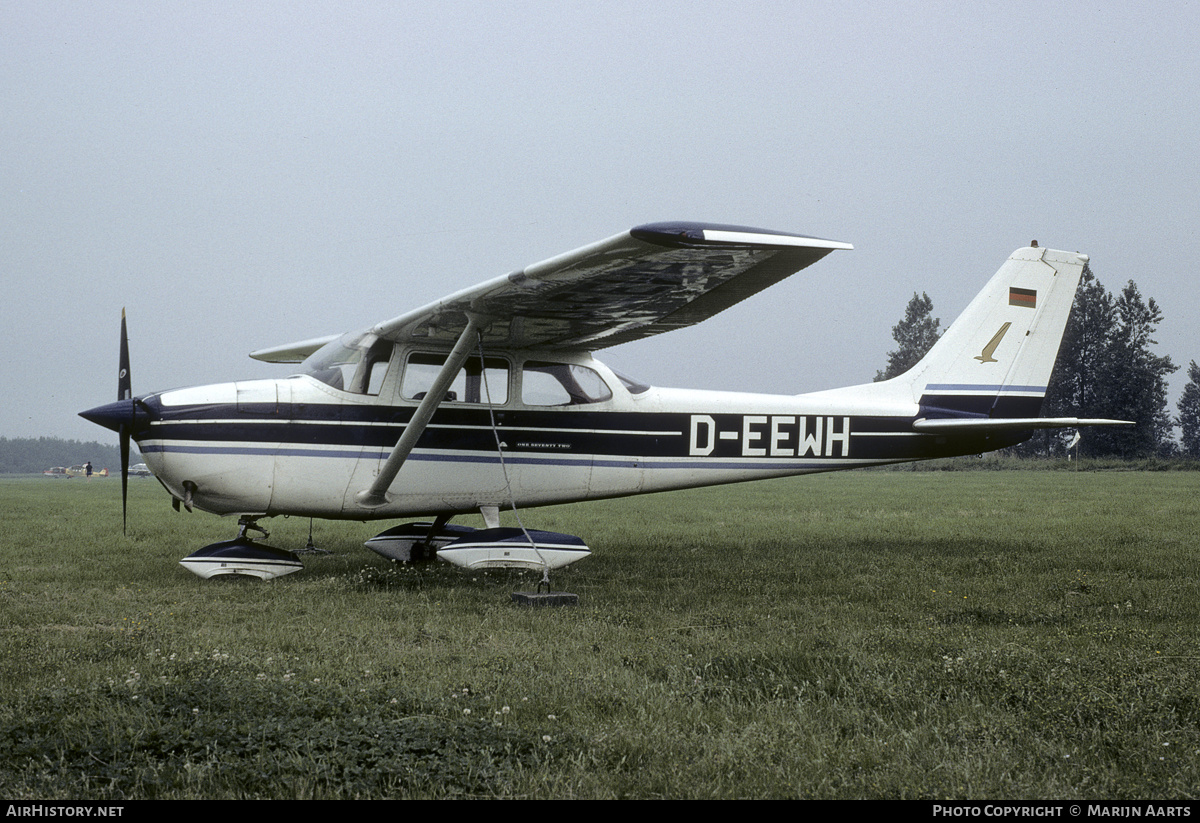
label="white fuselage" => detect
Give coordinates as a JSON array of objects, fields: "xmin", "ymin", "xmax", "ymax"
[{"xmin": 133, "ymin": 347, "xmax": 1026, "ymax": 521}]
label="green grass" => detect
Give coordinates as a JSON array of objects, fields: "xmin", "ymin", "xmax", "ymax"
[{"xmin": 1, "ymin": 471, "xmax": 1198, "ymax": 798}]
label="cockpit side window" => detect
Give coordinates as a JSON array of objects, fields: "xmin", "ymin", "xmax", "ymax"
[
  {"xmin": 349, "ymin": 337, "xmax": 393, "ymax": 395},
  {"xmin": 521, "ymin": 362, "xmax": 613, "ymax": 406},
  {"xmin": 401, "ymin": 353, "xmax": 510, "ymax": 405},
  {"xmin": 300, "ymin": 332, "xmax": 394, "ymax": 396}
]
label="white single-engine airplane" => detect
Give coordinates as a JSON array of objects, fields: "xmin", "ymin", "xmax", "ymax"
[{"xmin": 80, "ymin": 222, "xmax": 1129, "ymax": 580}]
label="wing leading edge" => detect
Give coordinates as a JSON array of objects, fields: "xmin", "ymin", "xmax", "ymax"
[{"xmin": 250, "ymin": 222, "xmax": 850, "ymax": 361}]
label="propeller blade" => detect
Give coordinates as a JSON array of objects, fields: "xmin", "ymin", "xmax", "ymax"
[
  {"xmin": 120, "ymin": 426, "xmax": 130, "ymax": 535},
  {"xmin": 119, "ymin": 309, "xmax": 131, "ymax": 534},
  {"xmin": 118, "ymin": 309, "xmax": 131, "ymax": 401}
]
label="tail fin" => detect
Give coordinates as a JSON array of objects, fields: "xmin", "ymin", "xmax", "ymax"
[{"xmin": 891, "ymin": 245, "xmax": 1088, "ymax": 420}]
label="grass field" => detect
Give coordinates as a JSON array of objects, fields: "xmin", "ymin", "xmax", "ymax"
[{"xmin": 1, "ymin": 470, "xmax": 1198, "ymax": 799}]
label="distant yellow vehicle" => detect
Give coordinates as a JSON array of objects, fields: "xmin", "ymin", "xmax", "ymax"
[{"xmin": 64, "ymin": 465, "xmax": 109, "ymax": 478}]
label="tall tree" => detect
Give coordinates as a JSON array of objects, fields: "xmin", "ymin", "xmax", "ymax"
[
  {"xmin": 1101, "ymin": 280, "xmax": 1176, "ymax": 456},
  {"xmin": 1036, "ymin": 265, "xmax": 1117, "ymax": 454},
  {"xmin": 1042, "ymin": 268, "xmax": 1176, "ymax": 457},
  {"xmin": 874, "ymin": 292, "xmax": 941, "ymax": 382},
  {"xmin": 1177, "ymin": 360, "xmax": 1200, "ymax": 457},
  {"xmin": 1044, "ymin": 266, "xmax": 1114, "ymax": 421}
]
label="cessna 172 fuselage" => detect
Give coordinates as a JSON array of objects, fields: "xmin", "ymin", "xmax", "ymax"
[{"xmin": 80, "ymin": 222, "xmax": 1128, "ymax": 578}]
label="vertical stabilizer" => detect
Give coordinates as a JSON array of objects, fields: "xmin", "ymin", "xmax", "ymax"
[{"xmin": 888, "ymin": 246, "xmax": 1089, "ymax": 419}]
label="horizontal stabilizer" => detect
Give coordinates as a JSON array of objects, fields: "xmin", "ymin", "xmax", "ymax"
[{"xmin": 913, "ymin": 417, "xmax": 1133, "ymax": 433}]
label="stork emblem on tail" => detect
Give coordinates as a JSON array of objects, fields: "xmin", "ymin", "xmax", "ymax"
[{"xmin": 974, "ymin": 321, "xmax": 1012, "ymax": 364}]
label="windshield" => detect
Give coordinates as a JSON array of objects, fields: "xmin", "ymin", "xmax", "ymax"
[{"xmin": 300, "ymin": 332, "xmax": 394, "ymax": 394}]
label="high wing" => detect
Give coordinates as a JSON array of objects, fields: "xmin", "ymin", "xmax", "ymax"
[
  {"xmin": 251, "ymin": 222, "xmax": 851, "ymax": 361},
  {"xmin": 376, "ymin": 222, "xmax": 851, "ymax": 350}
]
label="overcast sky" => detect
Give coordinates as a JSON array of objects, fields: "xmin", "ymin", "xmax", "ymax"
[{"xmin": 4, "ymin": 1, "xmax": 1197, "ymax": 443}]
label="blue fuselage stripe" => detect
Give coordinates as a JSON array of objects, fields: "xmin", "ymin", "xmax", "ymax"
[{"xmin": 136, "ymin": 398, "xmax": 1034, "ymax": 465}]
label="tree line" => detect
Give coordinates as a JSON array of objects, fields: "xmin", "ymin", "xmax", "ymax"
[
  {"xmin": 876, "ymin": 265, "xmax": 1199, "ymax": 458},
  {"xmin": 0, "ymin": 437, "xmax": 130, "ymax": 474}
]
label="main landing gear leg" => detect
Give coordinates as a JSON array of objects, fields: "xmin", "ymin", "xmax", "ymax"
[
  {"xmin": 236, "ymin": 516, "xmax": 269, "ymax": 542},
  {"xmin": 412, "ymin": 514, "xmax": 452, "ymax": 562}
]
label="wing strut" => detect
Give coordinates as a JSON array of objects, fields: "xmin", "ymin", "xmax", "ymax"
[{"xmin": 355, "ymin": 316, "xmax": 482, "ymax": 508}]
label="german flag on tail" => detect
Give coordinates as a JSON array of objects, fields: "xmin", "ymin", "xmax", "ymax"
[{"xmin": 1009, "ymin": 287, "xmax": 1037, "ymax": 308}]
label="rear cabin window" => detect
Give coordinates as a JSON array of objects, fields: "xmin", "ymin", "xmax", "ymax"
[
  {"xmin": 401, "ymin": 353, "xmax": 509, "ymax": 405},
  {"xmin": 610, "ymin": 366, "xmax": 651, "ymax": 395},
  {"xmin": 521, "ymin": 362, "xmax": 613, "ymax": 406}
]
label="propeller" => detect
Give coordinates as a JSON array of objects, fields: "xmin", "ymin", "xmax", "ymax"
[
  {"xmin": 78, "ymin": 312, "xmax": 152, "ymax": 534},
  {"xmin": 118, "ymin": 309, "xmax": 132, "ymax": 534}
]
